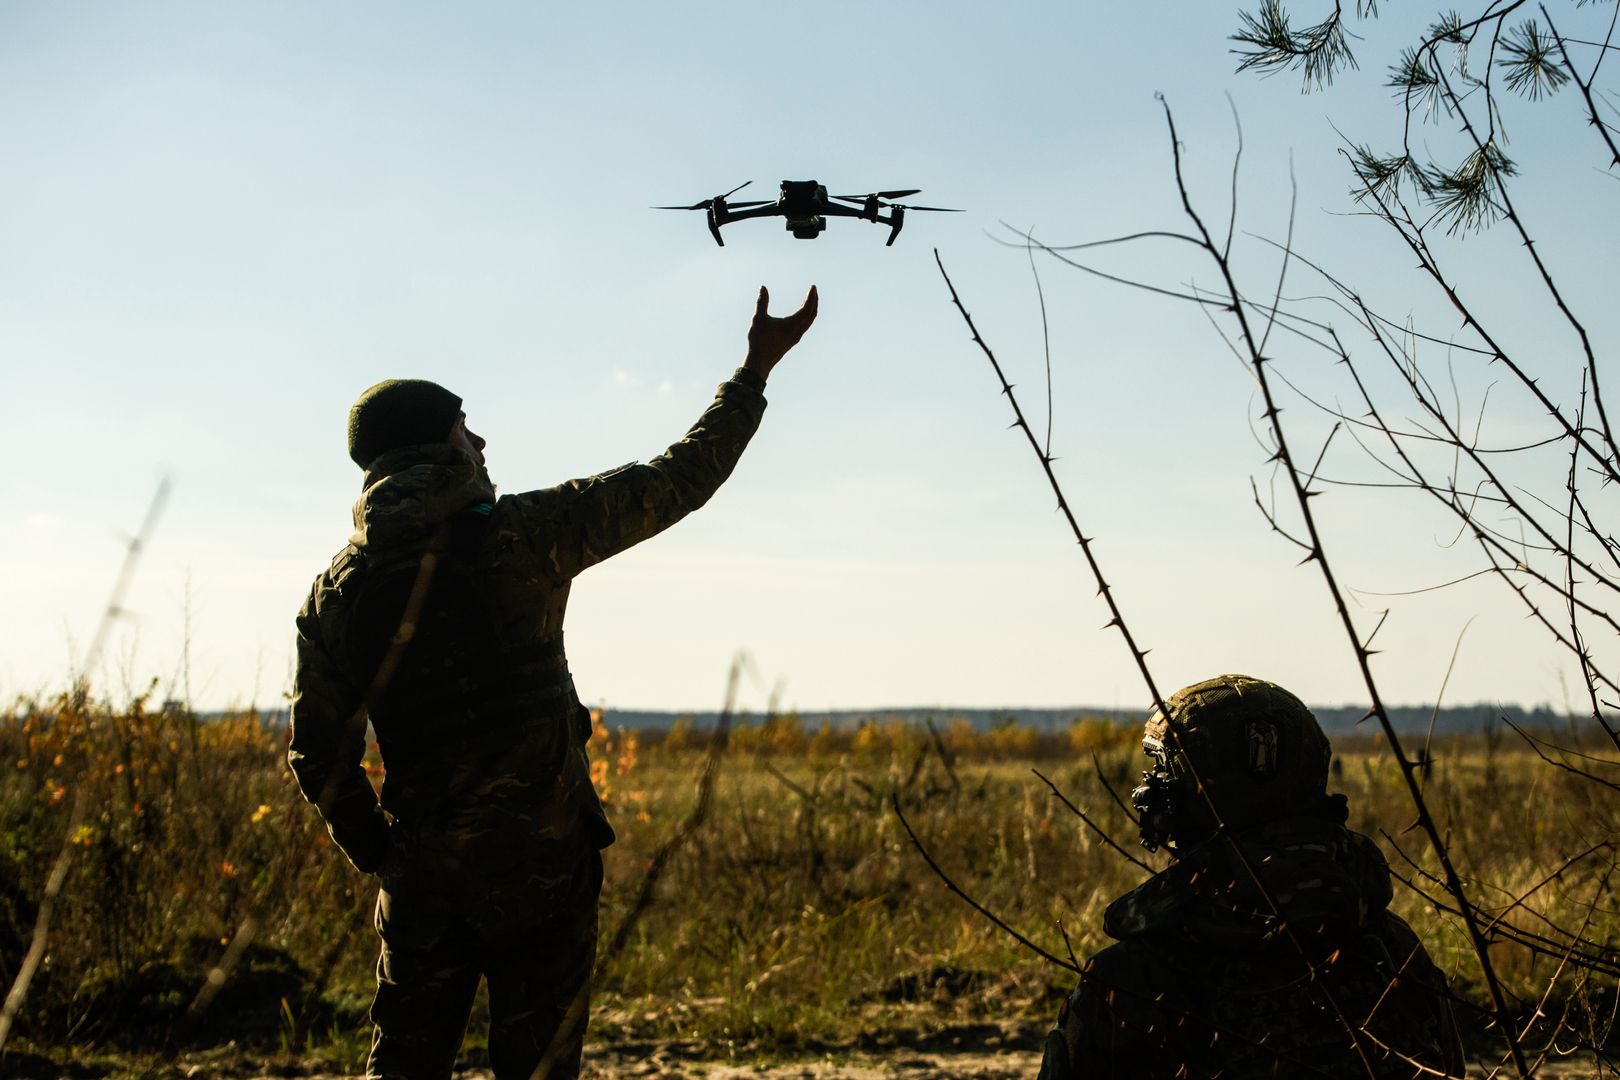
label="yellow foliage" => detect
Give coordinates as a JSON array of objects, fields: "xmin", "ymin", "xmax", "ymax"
[
  {"xmin": 1067, "ymin": 716, "xmax": 1125, "ymax": 754},
  {"xmin": 661, "ymin": 716, "xmax": 699, "ymax": 752}
]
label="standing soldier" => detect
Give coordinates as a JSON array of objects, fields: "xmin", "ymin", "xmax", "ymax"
[
  {"xmin": 1037, "ymin": 674, "xmax": 1466, "ymax": 1079},
  {"xmin": 288, "ymin": 286, "xmax": 817, "ymax": 1080}
]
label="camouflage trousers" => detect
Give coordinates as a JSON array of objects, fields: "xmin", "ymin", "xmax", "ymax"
[{"xmin": 367, "ymin": 825, "xmax": 602, "ymax": 1080}]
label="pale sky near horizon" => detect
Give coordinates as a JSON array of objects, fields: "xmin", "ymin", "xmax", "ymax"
[{"xmin": 3, "ymin": 3, "xmax": 1616, "ymax": 716}]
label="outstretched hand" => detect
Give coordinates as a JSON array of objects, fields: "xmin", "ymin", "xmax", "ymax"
[{"xmin": 743, "ymin": 285, "xmax": 818, "ymax": 382}]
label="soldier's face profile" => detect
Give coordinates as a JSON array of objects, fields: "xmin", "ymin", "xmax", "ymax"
[{"xmin": 448, "ymin": 412, "xmax": 486, "ymax": 465}]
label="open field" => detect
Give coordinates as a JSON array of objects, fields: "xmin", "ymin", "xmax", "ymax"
[{"xmin": 2, "ymin": 696, "xmax": 1616, "ymax": 1077}]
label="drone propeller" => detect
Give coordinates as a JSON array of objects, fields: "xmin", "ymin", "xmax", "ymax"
[
  {"xmin": 653, "ymin": 180, "xmax": 755, "ymax": 211},
  {"xmin": 833, "ymin": 189, "xmax": 922, "ymax": 202},
  {"xmin": 888, "ymin": 203, "xmax": 961, "ymax": 212}
]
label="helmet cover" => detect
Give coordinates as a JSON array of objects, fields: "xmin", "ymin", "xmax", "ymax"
[{"xmin": 1131, "ymin": 674, "xmax": 1332, "ymax": 850}]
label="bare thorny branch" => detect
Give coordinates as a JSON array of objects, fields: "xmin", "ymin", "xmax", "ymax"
[
  {"xmin": 1154, "ymin": 95, "xmax": 1535, "ymax": 1076},
  {"xmin": 1239, "ymin": 1, "xmax": 1620, "ymax": 484},
  {"xmin": 934, "ymin": 250, "xmax": 1399, "ymax": 1077},
  {"xmin": 1216, "ymin": 186, "xmax": 1620, "ymax": 753},
  {"xmin": 936, "ymin": 88, "xmax": 1620, "ymax": 1072},
  {"xmin": 962, "ymin": 23, "xmax": 1620, "ymax": 1056}
]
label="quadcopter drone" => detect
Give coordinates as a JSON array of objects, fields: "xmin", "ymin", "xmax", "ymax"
[{"xmin": 656, "ymin": 180, "xmax": 959, "ymax": 246}]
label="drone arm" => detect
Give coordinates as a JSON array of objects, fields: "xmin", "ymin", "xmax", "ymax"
[
  {"xmin": 818, "ymin": 203, "xmax": 865, "ymax": 221},
  {"xmin": 722, "ymin": 204, "xmax": 786, "ymax": 223}
]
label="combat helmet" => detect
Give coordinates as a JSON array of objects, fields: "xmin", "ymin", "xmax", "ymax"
[{"xmin": 1130, "ymin": 674, "xmax": 1336, "ymax": 851}]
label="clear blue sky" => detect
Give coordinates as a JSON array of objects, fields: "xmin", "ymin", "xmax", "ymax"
[{"xmin": 3, "ymin": 2, "xmax": 1615, "ymax": 715}]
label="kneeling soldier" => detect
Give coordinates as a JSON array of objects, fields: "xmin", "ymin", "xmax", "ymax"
[{"xmin": 1038, "ymin": 675, "xmax": 1465, "ymax": 1079}]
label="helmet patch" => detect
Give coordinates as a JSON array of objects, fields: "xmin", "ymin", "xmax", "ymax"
[{"xmin": 1248, "ymin": 718, "xmax": 1279, "ymax": 776}]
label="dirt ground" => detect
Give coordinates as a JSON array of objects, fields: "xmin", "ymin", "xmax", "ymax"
[
  {"xmin": 541, "ymin": 1039, "xmax": 1607, "ymax": 1079},
  {"xmin": 24, "ymin": 1048, "xmax": 1599, "ymax": 1079},
  {"xmin": 575, "ymin": 1050, "xmax": 1606, "ymax": 1079},
  {"xmin": 11, "ymin": 1032, "xmax": 1604, "ymax": 1078},
  {"xmin": 568, "ymin": 1041, "xmax": 1609, "ymax": 1079},
  {"xmin": 576, "ymin": 1046, "xmax": 1037, "ymax": 1078}
]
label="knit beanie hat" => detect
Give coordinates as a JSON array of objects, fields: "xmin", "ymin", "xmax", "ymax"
[{"xmin": 347, "ymin": 379, "xmax": 463, "ymax": 468}]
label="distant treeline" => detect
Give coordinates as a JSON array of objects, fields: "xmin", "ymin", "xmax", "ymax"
[
  {"xmin": 238, "ymin": 701, "xmax": 1585, "ymax": 735},
  {"xmin": 593, "ymin": 702, "xmax": 1587, "ymax": 736}
]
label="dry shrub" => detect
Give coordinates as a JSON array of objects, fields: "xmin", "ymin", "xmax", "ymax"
[{"xmin": 0, "ymin": 687, "xmax": 374, "ymax": 1057}]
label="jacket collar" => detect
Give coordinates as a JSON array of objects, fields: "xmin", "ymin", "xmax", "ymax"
[{"xmin": 351, "ymin": 443, "xmax": 496, "ymax": 551}]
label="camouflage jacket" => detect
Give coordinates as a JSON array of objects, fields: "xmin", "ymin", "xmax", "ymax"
[
  {"xmin": 288, "ymin": 372, "xmax": 767, "ymax": 875},
  {"xmin": 1038, "ymin": 817, "xmax": 1466, "ymax": 1079}
]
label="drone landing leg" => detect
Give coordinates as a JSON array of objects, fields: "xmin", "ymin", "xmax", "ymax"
[{"xmin": 885, "ymin": 207, "xmax": 905, "ymax": 247}]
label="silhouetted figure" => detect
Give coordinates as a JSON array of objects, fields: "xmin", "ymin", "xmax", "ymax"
[
  {"xmin": 1038, "ymin": 675, "xmax": 1465, "ymax": 1079},
  {"xmin": 288, "ymin": 286, "xmax": 816, "ymax": 1080}
]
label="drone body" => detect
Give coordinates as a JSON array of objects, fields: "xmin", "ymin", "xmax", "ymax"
[{"xmin": 656, "ymin": 181, "xmax": 958, "ymax": 246}]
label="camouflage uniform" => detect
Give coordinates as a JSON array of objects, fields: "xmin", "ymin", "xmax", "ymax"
[
  {"xmin": 288, "ymin": 371, "xmax": 767, "ymax": 1080},
  {"xmin": 1037, "ymin": 676, "xmax": 1466, "ymax": 1079}
]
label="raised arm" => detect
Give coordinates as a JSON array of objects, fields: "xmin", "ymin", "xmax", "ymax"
[{"xmin": 505, "ymin": 285, "xmax": 817, "ymax": 579}]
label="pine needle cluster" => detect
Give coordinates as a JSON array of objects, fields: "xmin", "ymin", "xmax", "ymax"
[{"xmin": 1231, "ymin": 1, "xmax": 1609, "ymax": 233}]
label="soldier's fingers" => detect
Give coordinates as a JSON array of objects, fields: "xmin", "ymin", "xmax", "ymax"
[
  {"xmin": 785, "ymin": 286, "xmax": 817, "ymax": 333},
  {"xmin": 754, "ymin": 286, "xmax": 770, "ymax": 321}
]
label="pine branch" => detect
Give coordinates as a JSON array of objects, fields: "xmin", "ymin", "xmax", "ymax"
[{"xmin": 1233, "ymin": 0, "xmax": 1360, "ymax": 89}]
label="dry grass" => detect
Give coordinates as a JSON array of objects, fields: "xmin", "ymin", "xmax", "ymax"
[{"xmin": 1, "ymin": 694, "xmax": 1615, "ymax": 1074}]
